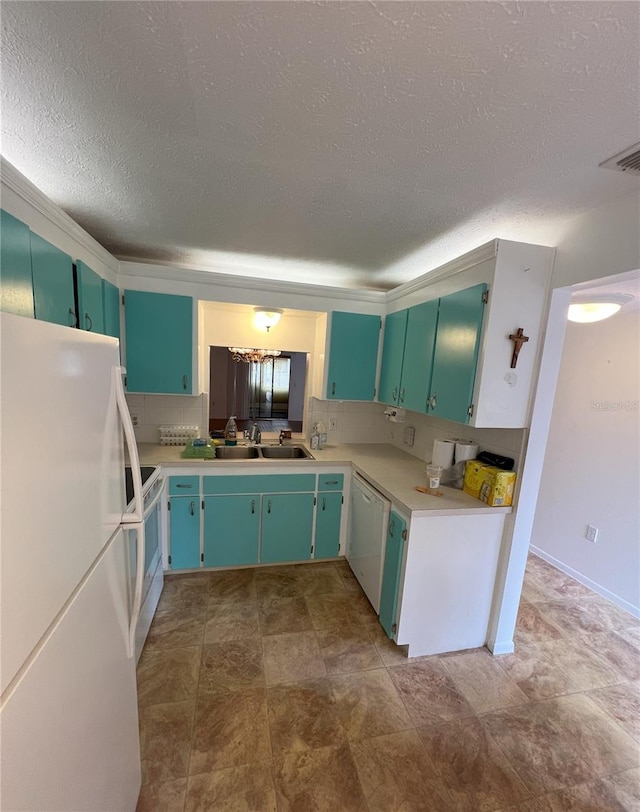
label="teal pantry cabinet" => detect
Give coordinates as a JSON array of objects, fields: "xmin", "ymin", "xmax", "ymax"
[
  {"xmin": 326, "ymin": 311, "xmax": 380, "ymax": 400},
  {"xmin": 168, "ymin": 476, "xmax": 201, "ymax": 569},
  {"xmin": 124, "ymin": 290, "xmax": 193, "ymax": 394},
  {"xmin": 427, "ymin": 283, "xmax": 486, "ymax": 424},
  {"xmin": 30, "ymin": 232, "xmax": 76, "ymax": 327},
  {"xmin": 313, "ymin": 473, "xmax": 344, "ymax": 559},
  {"xmin": 0, "ymin": 209, "xmax": 34, "ymax": 317},
  {"xmin": 379, "ymin": 511, "xmax": 407, "ymax": 639}
]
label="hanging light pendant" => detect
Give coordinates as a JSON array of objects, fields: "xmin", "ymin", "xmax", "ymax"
[{"xmin": 228, "ymin": 348, "xmax": 282, "ymax": 364}]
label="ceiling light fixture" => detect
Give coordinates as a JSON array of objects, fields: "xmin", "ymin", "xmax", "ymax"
[
  {"xmin": 567, "ymin": 294, "xmax": 633, "ymax": 324},
  {"xmin": 228, "ymin": 348, "xmax": 282, "ymax": 364},
  {"xmin": 253, "ymin": 308, "xmax": 283, "ymax": 332}
]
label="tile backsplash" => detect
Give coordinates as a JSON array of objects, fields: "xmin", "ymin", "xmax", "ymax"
[
  {"xmin": 307, "ymin": 397, "xmax": 526, "ymax": 468},
  {"xmin": 125, "ymin": 393, "xmax": 208, "ymax": 443}
]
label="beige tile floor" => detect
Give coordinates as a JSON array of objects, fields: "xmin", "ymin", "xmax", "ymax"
[{"xmin": 136, "ymin": 554, "xmax": 640, "ymax": 811}]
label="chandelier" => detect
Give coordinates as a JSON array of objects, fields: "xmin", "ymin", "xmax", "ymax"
[{"xmin": 228, "ymin": 348, "xmax": 282, "ymax": 364}]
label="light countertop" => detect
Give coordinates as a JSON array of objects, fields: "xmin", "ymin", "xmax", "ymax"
[{"xmin": 135, "ymin": 440, "xmax": 513, "ymax": 518}]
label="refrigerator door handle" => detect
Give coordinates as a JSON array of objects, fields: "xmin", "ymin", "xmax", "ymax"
[
  {"xmin": 113, "ymin": 365, "xmax": 146, "ymax": 659},
  {"xmin": 113, "ymin": 366, "xmax": 143, "ymax": 524}
]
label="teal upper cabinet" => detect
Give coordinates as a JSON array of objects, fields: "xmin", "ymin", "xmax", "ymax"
[
  {"xmin": 326, "ymin": 311, "xmax": 380, "ymax": 400},
  {"xmin": 102, "ymin": 279, "xmax": 120, "ymax": 339},
  {"xmin": 76, "ymin": 260, "xmax": 105, "ymax": 334},
  {"xmin": 428, "ymin": 283, "xmax": 486, "ymax": 424},
  {"xmin": 401, "ymin": 299, "xmax": 439, "ymax": 413},
  {"xmin": 378, "ymin": 309, "xmax": 408, "ymax": 406},
  {"xmin": 0, "ymin": 210, "xmax": 34, "ymax": 317},
  {"xmin": 123, "ymin": 290, "xmax": 193, "ymax": 394},
  {"xmin": 30, "ymin": 232, "xmax": 76, "ymax": 327}
]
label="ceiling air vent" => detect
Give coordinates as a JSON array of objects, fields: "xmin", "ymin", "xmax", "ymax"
[{"xmin": 599, "ymin": 142, "xmax": 640, "ymax": 175}]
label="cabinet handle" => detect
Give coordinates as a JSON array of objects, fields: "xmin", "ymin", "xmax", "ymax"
[
  {"xmin": 189, "ymin": 501, "xmax": 195, "ymax": 516},
  {"xmin": 68, "ymin": 307, "xmax": 78, "ymax": 327},
  {"xmin": 85, "ymin": 312, "xmax": 92, "ymax": 331},
  {"xmin": 183, "ymin": 374, "xmax": 188, "ymax": 390},
  {"xmin": 392, "ymin": 387, "xmax": 398, "ymax": 402},
  {"xmin": 322, "ymin": 497, "xmax": 326, "ymax": 511},
  {"xmin": 389, "ymin": 520, "xmax": 394, "ymax": 537},
  {"xmin": 176, "ymin": 483, "xmax": 193, "ymax": 489},
  {"xmin": 399, "ymin": 387, "xmax": 405, "ymax": 403},
  {"xmin": 331, "ymin": 382, "xmax": 336, "ymax": 396},
  {"xmin": 431, "ymin": 394, "xmax": 437, "ymax": 410},
  {"xmin": 267, "ymin": 499, "xmax": 271, "ymax": 514},
  {"xmin": 251, "ymin": 499, "xmax": 255, "ymax": 514},
  {"xmin": 324, "ymin": 480, "xmax": 339, "ymax": 485}
]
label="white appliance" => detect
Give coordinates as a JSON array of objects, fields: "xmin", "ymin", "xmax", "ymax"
[
  {"xmin": 347, "ymin": 473, "xmax": 391, "ymax": 613},
  {"xmin": 127, "ymin": 469, "xmax": 165, "ymax": 663},
  {"xmin": 0, "ymin": 312, "xmax": 146, "ymax": 811}
]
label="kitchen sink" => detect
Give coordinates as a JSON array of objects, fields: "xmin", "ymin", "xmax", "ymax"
[
  {"xmin": 214, "ymin": 445, "xmax": 261, "ymax": 459},
  {"xmin": 260, "ymin": 445, "xmax": 314, "ymax": 460}
]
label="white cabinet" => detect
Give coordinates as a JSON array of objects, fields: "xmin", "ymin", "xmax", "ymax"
[{"xmin": 390, "ymin": 511, "xmax": 506, "ymax": 657}]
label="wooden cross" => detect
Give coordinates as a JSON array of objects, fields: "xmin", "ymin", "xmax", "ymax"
[{"xmin": 508, "ymin": 328, "xmax": 529, "ymax": 368}]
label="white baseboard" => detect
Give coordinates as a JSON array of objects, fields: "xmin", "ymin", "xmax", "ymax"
[
  {"xmin": 530, "ymin": 546, "xmax": 640, "ymax": 620},
  {"xmin": 486, "ymin": 639, "xmax": 515, "ymax": 656}
]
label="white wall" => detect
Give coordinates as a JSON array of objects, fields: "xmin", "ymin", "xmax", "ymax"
[{"xmin": 530, "ymin": 311, "xmax": 640, "ymax": 613}]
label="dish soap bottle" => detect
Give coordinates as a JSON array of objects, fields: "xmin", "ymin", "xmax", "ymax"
[{"xmin": 224, "ymin": 415, "xmax": 238, "ymax": 446}]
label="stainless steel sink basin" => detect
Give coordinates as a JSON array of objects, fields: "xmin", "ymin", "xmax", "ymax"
[
  {"xmin": 260, "ymin": 445, "xmax": 314, "ymax": 460},
  {"xmin": 214, "ymin": 445, "xmax": 261, "ymax": 459}
]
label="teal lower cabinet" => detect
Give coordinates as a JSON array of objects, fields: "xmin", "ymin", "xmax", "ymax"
[
  {"xmin": 261, "ymin": 493, "xmax": 315, "ymax": 564},
  {"xmin": 314, "ymin": 492, "xmax": 343, "ymax": 559},
  {"xmin": 203, "ymin": 494, "xmax": 260, "ymax": 567},
  {"xmin": 168, "ymin": 496, "xmax": 201, "ymax": 570},
  {"xmin": 379, "ymin": 511, "xmax": 407, "ymax": 639}
]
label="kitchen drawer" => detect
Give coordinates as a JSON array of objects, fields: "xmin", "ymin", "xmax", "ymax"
[
  {"xmin": 168, "ymin": 476, "xmax": 200, "ymax": 495},
  {"xmin": 203, "ymin": 474, "xmax": 316, "ymax": 495},
  {"xmin": 317, "ymin": 474, "xmax": 344, "ymax": 492}
]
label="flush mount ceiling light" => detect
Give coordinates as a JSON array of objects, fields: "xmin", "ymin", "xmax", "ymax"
[
  {"xmin": 228, "ymin": 348, "xmax": 282, "ymax": 364},
  {"xmin": 253, "ymin": 308, "xmax": 283, "ymax": 332},
  {"xmin": 567, "ymin": 294, "xmax": 633, "ymax": 323}
]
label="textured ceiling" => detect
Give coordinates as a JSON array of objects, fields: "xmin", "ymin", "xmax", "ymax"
[{"xmin": 1, "ymin": 1, "xmax": 639, "ymax": 290}]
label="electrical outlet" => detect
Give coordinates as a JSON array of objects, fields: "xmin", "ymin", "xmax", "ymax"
[
  {"xmin": 130, "ymin": 413, "xmax": 139, "ymax": 428},
  {"xmin": 329, "ymin": 418, "xmax": 337, "ymax": 430},
  {"xmin": 585, "ymin": 524, "xmax": 599, "ymax": 543},
  {"xmin": 403, "ymin": 426, "xmax": 415, "ymax": 447}
]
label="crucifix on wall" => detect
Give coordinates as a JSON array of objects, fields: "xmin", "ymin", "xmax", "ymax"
[{"xmin": 508, "ymin": 328, "xmax": 529, "ymax": 368}]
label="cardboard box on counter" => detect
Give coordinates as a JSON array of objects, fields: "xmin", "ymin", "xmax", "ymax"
[{"xmin": 463, "ymin": 460, "xmax": 516, "ymax": 507}]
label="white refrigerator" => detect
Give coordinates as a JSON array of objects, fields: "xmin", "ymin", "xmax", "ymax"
[{"xmin": 0, "ymin": 312, "xmax": 145, "ymax": 811}]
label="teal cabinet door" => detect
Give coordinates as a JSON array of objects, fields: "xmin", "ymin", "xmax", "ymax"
[
  {"xmin": 102, "ymin": 279, "xmax": 120, "ymax": 339},
  {"xmin": 261, "ymin": 493, "xmax": 315, "ymax": 563},
  {"xmin": 76, "ymin": 260, "xmax": 105, "ymax": 334},
  {"xmin": 378, "ymin": 309, "xmax": 407, "ymax": 406},
  {"xmin": 0, "ymin": 209, "xmax": 34, "ymax": 317},
  {"xmin": 30, "ymin": 232, "xmax": 76, "ymax": 327},
  {"xmin": 124, "ymin": 290, "xmax": 193, "ymax": 394},
  {"xmin": 379, "ymin": 512, "xmax": 407, "ymax": 639},
  {"xmin": 314, "ymin": 491, "xmax": 342, "ymax": 559},
  {"xmin": 428, "ymin": 284, "xmax": 486, "ymax": 424},
  {"xmin": 203, "ymin": 495, "xmax": 259, "ymax": 567},
  {"xmin": 326, "ymin": 311, "xmax": 380, "ymax": 400},
  {"xmin": 169, "ymin": 496, "xmax": 201, "ymax": 570},
  {"xmin": 400, "ymin": 299, "xmax": 439, "ymax": 413}
]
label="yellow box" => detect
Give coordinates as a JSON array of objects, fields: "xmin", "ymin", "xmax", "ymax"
[{"xmin": 463, "ymin": 461, "xmax": 516, "ymax": 507}]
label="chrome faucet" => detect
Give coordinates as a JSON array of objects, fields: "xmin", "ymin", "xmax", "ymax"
[
  {"xmin": 279, "ymin": 430, "xmax": 285, "ymax": 445},
  {"xmin": 250, "ymin": 423, "xmax": 261, "ymax": 445}
]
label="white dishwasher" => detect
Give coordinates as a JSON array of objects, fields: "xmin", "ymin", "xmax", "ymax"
[{"xmin": 347, "ymin": 474, "xmax": 391, "ymax": 613}]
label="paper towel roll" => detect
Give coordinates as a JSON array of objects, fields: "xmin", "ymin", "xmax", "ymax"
[
  {"xmin": 431, "ymin": 439, "xmax": 455, "ymax": 468},
  {"xmin": 455, "ymin": 440, "xmax": 479, "ymax": 463}
]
